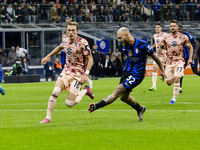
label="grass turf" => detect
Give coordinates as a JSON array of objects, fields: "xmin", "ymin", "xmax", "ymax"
[{"xmin": 0, "ymin": 75, "xmax": 200, "ymax": 150}]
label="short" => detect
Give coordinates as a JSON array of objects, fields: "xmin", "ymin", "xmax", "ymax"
[
  {"xmin": 120, "ymin": 71, "xmax": 144, "ymax": 92},
  {"xmin": 191, "ymin": 59, "xmax": 198, "ymax": 68},
  {"xmin": 57, "ymin": 73, "xmax": 82, "ymax": 96},
  {"xmin": 165, "ymin": 61, "xmax": 185, "ymax": 81}
]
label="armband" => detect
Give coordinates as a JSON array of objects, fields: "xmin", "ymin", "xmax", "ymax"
[{"xmin": 85, "ymin": 70, "xmax": 90, "ymax": 75}]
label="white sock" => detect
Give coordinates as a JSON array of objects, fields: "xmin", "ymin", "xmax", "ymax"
[
  {"xmin": 46, "ymin": 115, "xmax": 51, "ymax": 120},
  {"xmin": 171, "ymin": 98, "xmax": 176, "ymax": 101}
]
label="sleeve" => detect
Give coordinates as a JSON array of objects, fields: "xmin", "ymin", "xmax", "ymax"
[
  {"xmin": 145, "ymin": 44, "xmax": 154, "ymax": 56},
  {"xmin": 187, "ymin": 33, "xmax": 195, "ymax": 43},
  {"xmin": 82, "ymin": 39, "xmax": 91, "ymax": 56},
  {"xmin": 184, "ymin": 35, "xmax": 192, "ymax": 48}
]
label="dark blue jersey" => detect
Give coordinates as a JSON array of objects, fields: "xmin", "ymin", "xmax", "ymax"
[
  {"xmin": 119, "ymin": 38, "xmax": 154, "ymax": 77},
  {"xmin": 183, "ymin": 31, "xmax": 195, "ymax": 59}
]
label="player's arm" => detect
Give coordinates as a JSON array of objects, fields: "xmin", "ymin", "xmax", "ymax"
[
  {"xmin": 151, "ymin": 43, "xmax": 156, "ymax": 49},
  {"xmin": 157, "ymin": 37, "xmax": 166, "ymax": 56},
  {"xmin": 81, "ymin": 45, "xmax": 94, "ymax": 84},
  {"xmin": 150, "ymin": 53, "xmax": 165, "ymax": 81},
  {"xmin": 41, "ymin": 45, "xmax": 64, "ymax": 65},
  {"xmin": 192, "ymin": 39, "xmax": 199, "ymax": 60},
  {"xmin": 185, "ymin": 37, "xmax": 193, "ymax": 65}
]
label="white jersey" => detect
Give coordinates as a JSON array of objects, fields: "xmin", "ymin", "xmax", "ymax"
[{"xmin": 153, "ymin": 32, "xmax": 167, "ymax": 57}]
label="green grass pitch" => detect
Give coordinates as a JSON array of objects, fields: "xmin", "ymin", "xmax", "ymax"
[{"xmin": 0, "ymin": 75, "xmax": 200, "ymax": 150}]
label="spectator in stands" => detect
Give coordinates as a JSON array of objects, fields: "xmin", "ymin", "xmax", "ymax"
[
  {"xmin": 85, "ymin": 4, "xmax": 93, "ymax": 22},
  {"xmin": 27, "ymin": 4, "xmax": 37, "ymax": 23},
  {"xmin": 5, "ymin": 67, "xmax": 13, "ymax": 76},
  {"xmin": 120, "ymin": 5, "xmax": 127, "ymax": 22},
  {"xmin": 153, "ymin": 0, "xmax": 161, "ymax": 21},
  {"xmin": 54, "ymin": 58, "xmax": 62, "ymax": 79},
  {"xmin": 51, "ymin": 3, "xmax": 61, "ymax": 23},
  {"xmin": 97, "ymin": 6, "xmax": 107, "ymax": 22},
  {"xmin": 91, "ymin": 45, "xmax": 100, "ymax": 80},
  {"xmin": 22, "ymin": 57, "xmax": 29, "ymax": 75},
  {"xmin": 40, "ymin": 0, "xmax": 48, "ymax": 20},
  {"xmin": 12, "ymin": 58, "xmax": 22, "ymax": 76},
  {"xmin": 163, "ymin": 0, "xmax": 170, "ymax": 21},
  {"xmin": 174, "ymin": 4, "xmax": 181, "ymax": 21},
  {"xmin": 90, "ymin": 6, "xmax": 97, "ymax": 22},
  {"xmin": 141, "ymin": 4, "xmax": 148, "ymax": 21},
  {"xmin": 44, "ymin": 60, "xmax": 55, "ymax": 81},
  {"xmin": 0, "ymin": 48, "xmax": 5, "ymax": 67},
  {"xmin": 196, "ymin": 4, "xmax": 200, "ymax": 21},
  {"xmin": 7, "ymin": 46, "xmax": 17, "ymax": 66},
  {"xmin": 101, "ymin": 55, "xmax": 113, "ymax": 77},
  {"xmin": 15, "ymin": 5, "xmax": 25, "ymax": 23},
  {"xmin": 1, "ymin": 5, "xmax": 11, "ymax": 23},
  {"xmin": 6, "ymin": 4, "xmax": 14, "ymax": 22},
  {"xmin": 16, "ymin": 45, "xmax": 28, "ymax": 60},
  {"xmin": 61, "ymin": 5, "xmax": 68, "ymax": 22},
  {"xmin": 112, "ymin": 5, "xmax": 119, "ymax": 22},
  {"xmin": 145, "ymin": 5, "xmax": 154, "ymax": 21},
  {"xmin": 74, "ymin": 4, "xmax": 82, "ymax": 22}
]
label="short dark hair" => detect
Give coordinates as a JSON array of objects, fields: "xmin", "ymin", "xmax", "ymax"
[
  {"xmin": 170, "ymin": 20, "xmax": 179, "ymax": 25},
  {"xmin": 156, "ymin": 21, "xmax": 162, "ymax": 27},
  {"xmin": 178, "ymin": 25, "xmax": 183, "ymax": 28}
]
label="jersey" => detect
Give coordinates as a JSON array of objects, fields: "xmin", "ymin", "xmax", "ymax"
[
  {"xmin": 119, "ymin": 38, "xmax": 154, "ymax": 77},
  {"xmin": 60, "ymin": 36, "xmax": 91, "ymax": 81},
  {"xmin": 160, "ymin": 33, "xmax": 192, "ymax": 65},
  {"xmin": 182, "ymin": 31, "xmax": 195, "ymax": 60},
  {"xmin": 153, "ymin": 32, "xmax": 167, "ymax": 57}
]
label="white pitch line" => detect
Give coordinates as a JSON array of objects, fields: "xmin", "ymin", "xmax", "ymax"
[
  {"xmin": 0, "ymin": 109, "xmax": 199, "ymax": 112},
  {"xmin": 1, "ymin": 102, "xmax": 200, "ymax": 105}
]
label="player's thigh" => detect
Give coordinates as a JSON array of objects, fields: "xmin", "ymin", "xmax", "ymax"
[
  {"xmin": 174, "ymin": 62, "xmax": 184, "ymax": 78},
  {"xmin": 120, "ymin": 72, "xmax": 144, "ymax": 92},
  {"xmin": 112, "ymin": 84, "xmax": 127, "ymax": 98},
  {"xmin": 68, "ymin": 79, "xmax": 82, "ymax": 97},
  {"xmin": 55, "ymin": 78, "xmax": 65, "ymax": 91},
  {"xmin": 165, "ymin": 65, "xmax": 174, "ymax": 81}
]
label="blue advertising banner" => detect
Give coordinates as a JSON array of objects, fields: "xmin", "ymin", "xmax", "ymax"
[{"xmin": 96, "ymin": 40, "xmax": 109, "ymax": 54}]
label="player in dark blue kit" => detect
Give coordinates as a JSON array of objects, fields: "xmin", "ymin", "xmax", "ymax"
[
  {"xmin": 178, "ymin": 25, "xmax": 200, "ymax": 93},
  {"xmin": 88, "ymin": 27, "xmax": 165, "ymax": 121}
]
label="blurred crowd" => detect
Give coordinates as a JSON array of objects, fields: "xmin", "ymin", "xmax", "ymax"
[{"xmin": 0, "ymin": 0, "xmax": 200, "ymax": 24}]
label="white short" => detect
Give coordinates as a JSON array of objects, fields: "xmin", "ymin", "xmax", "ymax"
[
  {"xmin": 57, "ymin": 73, "xmax": 82, "ymax": 96},
  {"xmin": 165, "ymin": 61, "xmax": 185, "ymax": 81}
]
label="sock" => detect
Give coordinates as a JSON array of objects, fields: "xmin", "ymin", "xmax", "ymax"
[
  {"xmin": 95, "ymin": 100, "xmax": 107, "ymax": 109},
  {"xmin": 75, "ymin": 89, "xmax": 87, "ymax": 104},
  {"xmin": 46, "ymin": 115, "xmax": 51, "ymax": 120},
  {"xmin": 172, "ymin": 83, "xmax": 180, "ymax": 101},
  {"xmin": 47, "ymin": 87, "xmax": 61, "ymax": 116},
  {"xmin": 132, "ymin": 103, "xmax": 142, "ymax": 112},
  {"xmin": 152, "ymin": 72, "xmax": 157, "ymax": 87},
  {"xmin": 180, "ymin": 76, "xmax": 183, "ymax": 88}
]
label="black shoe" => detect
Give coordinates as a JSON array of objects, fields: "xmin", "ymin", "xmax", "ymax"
[
  {"xmin": 88, "ymin": 103, "xmax": 96, "ymax": 113},
  {"xmin": 137, "ymin": 106, "xmax": 146, "ymax": 122}
]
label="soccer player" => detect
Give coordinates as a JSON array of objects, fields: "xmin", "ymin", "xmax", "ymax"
[
  {"xmin": 149, "ymin": 22, "xmax": 168, "ymax": 91},
  {"xmin": 0, "ymin": 85, "xmax": 5, "ymax": 95},
  {"xmin": 158, "ymin": 20, "xmax": 193, "ymax": 104},
  {"xmin": 88, "ymin": 27, "xmax": 165, "ymax": 121},
  {"xmin": 40, "ymin": 19, "xmax": 94, "ymax": 124},
  {"xmin": 178, "ymin": 25, "xmax": 200, "ymax": 93}
]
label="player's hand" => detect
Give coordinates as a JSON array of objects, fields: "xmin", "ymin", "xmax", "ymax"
[
  {"xmin": 188, "ymin": 58, "xmax": 192, "ymax": 65},
  {"xmin": 192, "ymin": 54, "xmax": 197, "ymax": 60},
  {"xmin": 81, "ymin": 74, "xmax": 88, "ymax": 84},
  {"xmin": 160, "ymin": 71, "xmax": 165, "ymax": 81},
  {"xmin": 41, "ymin": 56, "xmax": 50, "ymax": 65}
]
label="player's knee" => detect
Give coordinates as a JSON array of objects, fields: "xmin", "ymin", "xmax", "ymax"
[
  {"xmin": 174, "ymin": 77, "xmax": 180, "ymax": 83},
  {"xmin": 52, "ymin": 86, "xmax": 61, "ymax": 96},
  {"xmin": 166, "ymin": 80, "xmax": 173, "ymax": 86},
  {"xmin": 65, "ymin": 99, "xmax": 76, "ymax": 107}
]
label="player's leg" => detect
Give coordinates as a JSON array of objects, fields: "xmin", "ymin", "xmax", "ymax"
[
  {"xmin": 169, "ymin": 62, "xmax": 184, "ymax": 104},
  {"xmin": 0, "ymin": 85, "xmax": 5, "ymax": 95},
  {"xmin": 179, "ymin": 76, "xmax": 183, "ymax": 93},
  {"xmin": 165, "ymin": 64, "xmax": 174, "ymax": 86},
  {"xmin": 191, "ymin": 60, "xmax": 200, "ymax": 76},
  {"xmin": 120, "ymin": 93, "xmax": 146, "ymax": 121},
  {"xmin": 40, "ymin": 78, "xmax": 66, "ymax": 124},
  {"xmin": 88, "ymin": 84, "xmax": 126, "ymax": 113},
  {"xmin": 149, "ymin": 63, "xmax": 159, "ymax": 91}
]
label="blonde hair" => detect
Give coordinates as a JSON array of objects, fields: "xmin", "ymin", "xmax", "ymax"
[{"xmin": 66, "ymin": 18, "xmax": 79, "ymax": 30}]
